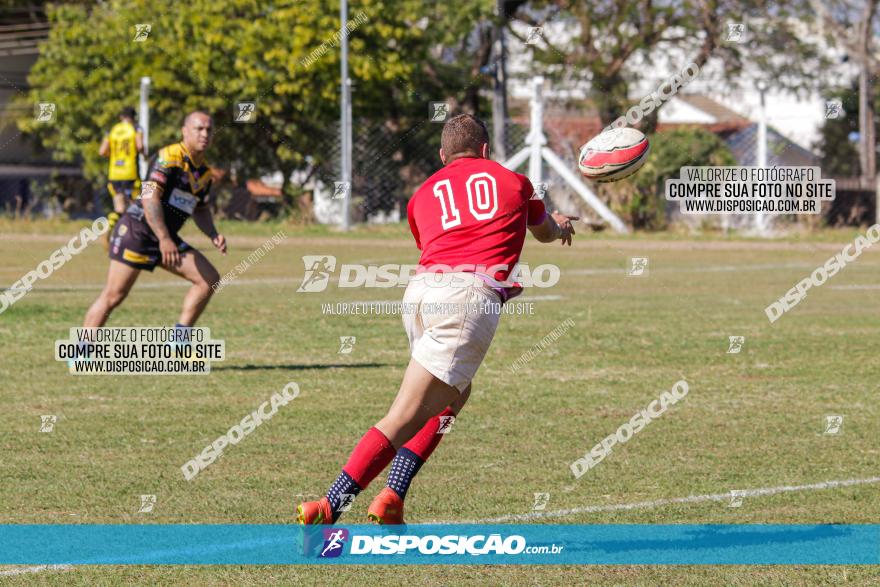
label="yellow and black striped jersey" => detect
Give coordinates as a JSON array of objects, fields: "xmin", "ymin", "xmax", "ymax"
[
  {"xmin": 107, "ymin": 121, "xmax": 141, "ymax": 181},
  {"xmin": 137, "ymin": 142, "xmax": 213, "ymax": 236}
]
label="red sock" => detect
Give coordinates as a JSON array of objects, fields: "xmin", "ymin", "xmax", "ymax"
[
  {"xmin": 341, "ymin": 427, "xmax": 396, "ymax": 489},
  {"xmin": 402, "ymin": 407, "xmax": 455, "ymax": 461}
]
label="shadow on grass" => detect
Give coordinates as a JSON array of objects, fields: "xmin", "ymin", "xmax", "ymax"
[{"xmin": 212, "ymin": 362, "xmax": 389, "ymax": 371}]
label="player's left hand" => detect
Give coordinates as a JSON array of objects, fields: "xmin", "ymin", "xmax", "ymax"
[
  {"xmin": 551, "ymin": 211, "xmax": 579, "ymax": 246},
  {"xmin": 212, "ymin": 234, "xmax": 227, "ymax": 255}
]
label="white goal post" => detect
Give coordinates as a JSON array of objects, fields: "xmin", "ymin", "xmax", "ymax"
[{"xmin": 501, "ymin": 76, "xmax": 629, "ymax": 234}]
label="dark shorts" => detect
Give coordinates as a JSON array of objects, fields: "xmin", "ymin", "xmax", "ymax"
[
  {"xmin": 107, "ymin": 180, "xmax": 140, "ymax": 200},
  {"xmin": 108, "ymin": 211, "xmax": 192, "ymax": 272}
]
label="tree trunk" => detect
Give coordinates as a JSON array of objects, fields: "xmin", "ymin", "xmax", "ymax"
[
  {"xmin": 860, "ymin": 68, "xmax": 876, "ymax": 187},
  {"xmin": 491, "ymin": 0, "xmax": 508, "ymax": 160},
  {"xmin": 855, "ymin": 0, "xmax": 878, "ymax": 198},
  {"xmin": 593, "ymin": 70, "xmax": 629, "ymax": 127},
  {"xmin": 280, "ymin": 165, "xmax": 295, "ymax": 212}
]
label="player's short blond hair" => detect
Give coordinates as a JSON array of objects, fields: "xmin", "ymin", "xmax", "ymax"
[{"xmin": 441, "ymin": 114, "xmax": 489, "ymax": 160}]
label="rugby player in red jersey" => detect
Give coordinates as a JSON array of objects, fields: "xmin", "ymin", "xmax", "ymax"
[
  {"xmin": 82, "ymin": 111, "xmax": 225, "ymax": 330},
  {"xmin": 297, "ymin": 114, "xmax": 576, "ymax": 525}
]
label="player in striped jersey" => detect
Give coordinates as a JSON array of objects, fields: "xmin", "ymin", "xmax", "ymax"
[{"xmin": 83, "ymin": 110, "xmax": 226, "ymax": 330}]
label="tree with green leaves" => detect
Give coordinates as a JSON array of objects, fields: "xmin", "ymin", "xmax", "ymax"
[
  {"xmin": 812, "ymin": 0, "xmax": 878, "ymax": 217},
  {"xmin": 500, "ymin": 1, "xmax": 827, "ymax": 228},
  {"xmin": 814, "ymin": 84, "xmax": 861, "ymax": 178},
  {"xmin": 15, "ymin": 0, "xmax": 495, "ymax": 210},
  {"xmin": 603, "ymin": 127, "xmax": 738, "ymax": 229},
  {"xmin": 509, "ymin": 0, "xmax": 826, "ymax": 130}
]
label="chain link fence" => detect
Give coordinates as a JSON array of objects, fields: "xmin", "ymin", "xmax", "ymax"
[
  {"xmin": 4, "ymin": 112, "xmax": 843, "ymax": 232},
  {"xmin": 0, "ymin": 93, "xmax": 103, "ymax": 220},
  {"xmin": 0, "ymin": 173, "xmax": 101, "ymax": 220},
  {"xmin": 308, "ymin": 118, "xmax": 533, "ymax": 224},
  {"xmin": 1, "ymin": 117, "xmax": 542, "ymax": 225}
]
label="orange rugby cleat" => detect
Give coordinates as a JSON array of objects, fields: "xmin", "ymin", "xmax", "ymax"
[
  {"xmin": 366, "ymin": 487, "xmax": 405, "ymax": 525},
  {"xmin": 296, "ymin": 497, "xmax": 333, "ymax": 525}
]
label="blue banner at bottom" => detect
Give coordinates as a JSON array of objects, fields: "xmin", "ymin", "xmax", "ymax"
[{"xmin": 0, "ymin": 525, "xmax": 877, "ymax": 565}]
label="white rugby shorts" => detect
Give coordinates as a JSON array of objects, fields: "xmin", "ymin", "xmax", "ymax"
[{"xmin": 402, "ymin": 272, "xmax": 502, "ymax": 392}]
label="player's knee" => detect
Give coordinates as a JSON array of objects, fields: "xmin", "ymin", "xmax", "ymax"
[
  {"xmin": 450, "ymin": 385, "xmax": 470, "ymax": 414},
  {"xmin": 103, "ymin": 288, "xmax": 128, "ymax": 309},
  {"xmin": 190, "ymin": 265, "xmax": 220, "ymax": 295},
  {"xmin": 201, "ymin": 269, "xmax": 221, "ymax": 294}
]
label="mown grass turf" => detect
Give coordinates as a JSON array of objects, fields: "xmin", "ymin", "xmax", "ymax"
[{"xmin": 1, "ymin": 220, "xmax": 878, "ymax": 585}]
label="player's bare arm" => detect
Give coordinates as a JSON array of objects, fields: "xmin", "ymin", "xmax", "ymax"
[
  {"xmin": 530, "ymin": 209, "xmax": 579, "ymax": 246},
  {"xmin": 135, "ymin": 130, "xmax": 144, "ymax": 154},
  {"xmin": 191, "ymin": 202, "xmax": 226, "ymax": 255},
  {"xmin": 98, "ymin": 137, "xmax": 109, "ymax": 157},
  {"xmin": 141, "ymin": 181, "xmax": 179, "ymax": 267}
]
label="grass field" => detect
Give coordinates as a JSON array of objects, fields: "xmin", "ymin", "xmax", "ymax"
[{"xmin": 1, "ymin": 219, "xmax": 879, "ymax": 585}]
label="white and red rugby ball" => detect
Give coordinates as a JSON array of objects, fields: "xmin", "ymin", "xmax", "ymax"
[{"xmin": 578, "ymin": 127, "xmax": 650, "ymax": 182}]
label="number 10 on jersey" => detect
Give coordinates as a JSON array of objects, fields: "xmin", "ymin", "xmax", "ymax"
[{"xmin": 433, "ymin": 172, "xmax": 499, "ymax": 230}]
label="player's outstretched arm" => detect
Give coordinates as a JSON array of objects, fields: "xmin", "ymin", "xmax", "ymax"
[
  {"xmin": 192, "ymin": 203, "xmax": 227, "ymax": 255},
  {"xmin": 529, "ymin": 210, "xmax": 578, "ymax": 246}
]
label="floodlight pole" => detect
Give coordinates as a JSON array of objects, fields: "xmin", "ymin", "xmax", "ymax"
[
  {"xmin": 339, "ymin": 0, "xmax": 353, "ymax": 231},
  {"xmin": 756, "ymin": 81, "xmax": 768, "ymax": 234},
  {"xmin": 138, "ymin": 76, "xmax": 150, "ymax": 180},
  {"xmin": 502, "ymin": 76, "xmax": 628, "ymax": 234},
  {"xmin": 491, "ymin": 0, "xmax": 508, "ymax": 161}
]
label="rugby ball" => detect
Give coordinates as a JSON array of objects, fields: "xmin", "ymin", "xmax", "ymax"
[{"xmin": 578, "ymin": 127, "xmax": 650, "ymax": 182}]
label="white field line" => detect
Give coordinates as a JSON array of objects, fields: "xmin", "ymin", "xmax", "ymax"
[
  {"xmin": 339, "ymin": 295, "xmax": 564, "ymax": 305},
  {"xmin": 3, "ymin": 475, "xmax": 877, "ymax": 576},
  {"xmin": 567, "ymin": 262, "xmax": 814, "ymax": 276},
  {"xmin": 1, "ymin": 261, "xmax": 838, "ymax": 292},
  {"xmin": 0, "ymin": 564, "xmax": 72, "ymax": 576},
  {"xmin": 0, "ymin": 277, "xmax": 299, "ymax": 292},
  {"xmin": 0, "ymin": 281, "xmax": 566, "ymax": 299},
  {"xmin": 459, "ymin": 475, "xmax": 880, "ymax": 523},
  {"xmin": 829, "ymin": 284, "xmax": 880, "ymax": 290}
]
